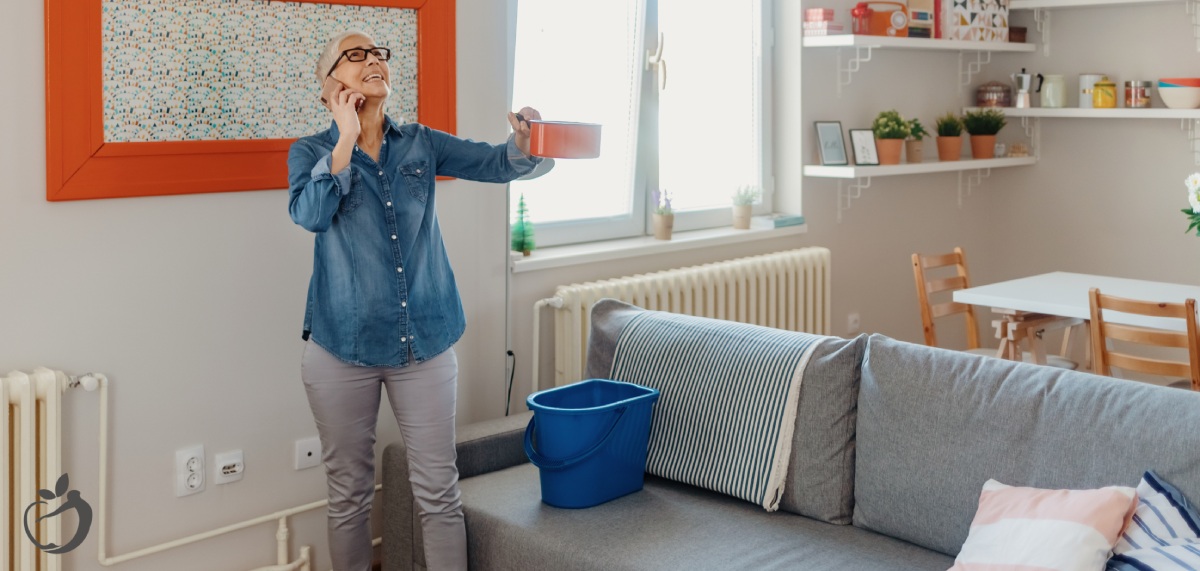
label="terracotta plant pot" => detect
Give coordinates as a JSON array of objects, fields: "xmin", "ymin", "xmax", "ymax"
[
  {"xmin": 877, "ymin": 138, "xmax": 903, "ymax": 165},
  {"xmin": 653, "ymin": 213, "xmax": 674, "ymax": 240},
  {"xmin": 969, "ymin": 134, "xmax": 997, "ymax": 159},
  {"xmin": 905, "ymin": 139, "xmax": 924, "ymax": 163},
  {"xmin": 936, "ymin": 136, "xmax": 962, "ymax": 161},
  {"xmin": 732, "ymin": 204, "xmax": 752, "ymax": 229}
]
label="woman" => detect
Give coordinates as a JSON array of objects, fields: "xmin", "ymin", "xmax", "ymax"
[{"xmin": 287, "ymin": 30, "xmax": 542, "ymax": 571}]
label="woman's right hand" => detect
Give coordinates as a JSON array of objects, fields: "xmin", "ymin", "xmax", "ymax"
[{"xmin": 328, "ymin": 81, "xmax": 364, "ymax": 142}]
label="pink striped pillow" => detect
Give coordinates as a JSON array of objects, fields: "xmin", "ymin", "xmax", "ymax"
[{"xmin": 950, "ymin": 479, "xmax": 1138, "ymax": 571}]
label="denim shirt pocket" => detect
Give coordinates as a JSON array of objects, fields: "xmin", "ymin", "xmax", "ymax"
[
  {"xmin": 400, "ymin": 160, "xmax": 430, "ymax": 203},
  {"xmin": 338, "ymin": 168, "xmax": 364, "ymax": 214}
]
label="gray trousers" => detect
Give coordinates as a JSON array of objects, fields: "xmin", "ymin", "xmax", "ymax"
[{"xmin": 301, "ymin": 340, "xmax": 466, "ymax": 571}]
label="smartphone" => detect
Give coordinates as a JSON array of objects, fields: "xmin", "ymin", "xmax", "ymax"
[{"xmin": 320, "ymin": 77, "xmax": 364, "ymax": 111}]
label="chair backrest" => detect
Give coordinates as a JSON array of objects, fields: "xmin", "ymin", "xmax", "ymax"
[
  {"xmin": 911, "ymin": 247, "xmax": 980, "ymax": 349},
  {"xmin": 1088, "ymin": 287, "xmax": 1200, "ymax": 391}
]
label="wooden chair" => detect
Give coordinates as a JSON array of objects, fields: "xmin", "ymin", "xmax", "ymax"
[
  {"xmin": 1088, "ymin": 287, "xmax": 1200, "ymax": 391},
  {"xmin": 912, "ymin": 247, "xmax": 1077, "ymax": 369}
]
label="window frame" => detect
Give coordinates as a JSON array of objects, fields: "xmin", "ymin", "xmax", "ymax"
[{"xmin": 511, "ymin": 0, "xmax": 774, "ymax": 247}]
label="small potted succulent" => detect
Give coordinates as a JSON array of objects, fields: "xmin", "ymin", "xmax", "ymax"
[
  {"xmin": 652, "ymin": 188, "xmax": 674, "ymax": 240},
  {"xmin": 905, "ymin": 118, "xmax": 928, "ymax": 164},
  {"xmin": 731, "ymin": 185, "xmax": 761, "ymax": 230},
  {"xmin": 961, "ymin": 108, "xmax": 1007, "ymax": 159},
  {"xmin": 871, "ymin": 109, "xmax": 910, "ymax": 165},
  {"xmin": 934, "ymin": 112, "xmax": 965, "ymax": 162}
]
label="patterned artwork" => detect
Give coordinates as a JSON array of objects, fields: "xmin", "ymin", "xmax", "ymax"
[
  {"xmin": 943, "ymin": 0, "xmax": 1009, "ymax": 42},
  {"xmin": 101, "ymin": 0, "xmax": 419, "ymax": 142}
]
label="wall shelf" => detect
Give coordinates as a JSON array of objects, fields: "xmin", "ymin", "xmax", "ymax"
[
  {"xmin": 961, "ymin": 107, "xmax": 1200, "ymax": 164},
  {"xmin": 802, "ymin": 35, "xmax": 1036, "ymax": 93},
  {"xmin": 804, "ymin": 156, "xmax": 1037, "ymax": 178},
  {"xmin": 804, "ymin": 157, "xmax": 1037, "ymax": 220},
  {"xmin": 1008, "ymin": 0, "xmax": 1200, "ymax": 54},
  {"xmin": 963, "ymin": 107, "xmax": 1200, "ymax": 119},
  {"xmin": 801, "ymin": 35, "xmax": 1036, "ymax": 52}
]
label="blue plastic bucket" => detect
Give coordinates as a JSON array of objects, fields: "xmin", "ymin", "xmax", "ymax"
[{"xmin": 524, "ymin": 379, "xmax": 659, "ymax": 508}]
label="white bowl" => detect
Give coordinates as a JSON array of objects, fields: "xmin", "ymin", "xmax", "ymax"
[{"xmin": 1158, "ymin": 86, "xmax": 1200, "ymax": 109}]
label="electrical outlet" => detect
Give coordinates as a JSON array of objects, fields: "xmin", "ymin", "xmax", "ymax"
[
  {"xmin": 214, "ymin": 449, "xmax": 244, "ymax": 485},
  {"xmin": 175, "ymin": 445, "xmax": 205, "ymax": 497},
  {"xmin": 294, "ymin": 437, "xmax": 322, "ymax": 471},
  {"xmin": 847, "ymin": 312, "xmax": 861, "ymax": 334}
]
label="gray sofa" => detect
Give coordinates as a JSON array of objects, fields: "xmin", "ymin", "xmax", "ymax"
[{"xmin": 382, "ymin": 299, "xmax": 1200, "ymax": 570}]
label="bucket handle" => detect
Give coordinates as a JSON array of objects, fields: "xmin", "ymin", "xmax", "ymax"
[{"xmin": 524, "ymin": 406, "xmax": 627, "ymax": 471}]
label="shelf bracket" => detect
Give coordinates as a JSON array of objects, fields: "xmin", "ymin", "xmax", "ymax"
[
  {"xmin": 1034, "ymin": 9, "xmax": 1051, "ymax": 57},
  {"xmin": 836, "ymin": 46, "xmax": 875, "ymax": 95},
  {"xmin": 959, "ymin": 51, "xmax": 993, "ymax": 90},
  {"xmin": 1182, "ymin": 119, "xmax": 1200, "ymax": 166},
  {"xmin": 958, "ymin": 169, "xmax": 992, "ymax": 207},
  {"xmin": 837, "ymin": 177, "xmax": 871, "ymax": 222}
]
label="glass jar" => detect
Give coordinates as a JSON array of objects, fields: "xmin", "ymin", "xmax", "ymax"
[
  {"xmin": 1092, "ymin": 77, "xmax": 1117, "ymax": 108},
  {"xmin": 1125, "ymin": 81, "xmax": 1152, "ymax": 108}
]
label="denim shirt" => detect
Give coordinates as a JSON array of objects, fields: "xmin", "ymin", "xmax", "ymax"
[{"xmin": 288, "ymin": 116, "xmax": 540, "ymax": 367}]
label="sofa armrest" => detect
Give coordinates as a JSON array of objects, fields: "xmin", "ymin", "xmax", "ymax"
[{"xmin": 382, "ymin": 411, "xmax": 533, "ymax": 571}]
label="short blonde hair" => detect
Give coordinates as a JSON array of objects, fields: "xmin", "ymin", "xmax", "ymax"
[{"xmin": 315, "ymin": 30, "xmax": 375, "ymax": 86}]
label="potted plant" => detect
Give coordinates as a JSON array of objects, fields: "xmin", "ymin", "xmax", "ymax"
[
  {"xmin": 871, "ymin": 110, "xmax": 910, "ymax": 165},
  {"xmin": 962, "ymin": 108, "xmax": 1006, "ymax": 159},
  {"xmin": 652, "ymin": 188, "xmax": 674, "ymax": 240},
  {"xmin": 511, "ymin": 194, "xmax": 536, "ymax": 256},
  {"xmin": 731, "ymin": 185, "xmax": 760, "ymax": 230},
  {"xmin": 934, "ymin": 112, "xmax": 964, "ymax": 162},
  {"xmin": 906, "ymin": 118, "xmax": 928, "ymax": 164}
]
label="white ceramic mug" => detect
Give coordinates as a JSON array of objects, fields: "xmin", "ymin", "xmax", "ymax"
[
  {"xmin": 1079, "ymin": 74, "xmax": 1105, "ymax": 109},
  {"xmin": 1041, "ymin": 74, "xmax": 1066, "ymax": 108}
]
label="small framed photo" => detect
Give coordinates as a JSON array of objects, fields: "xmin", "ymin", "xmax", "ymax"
[
  {"xmin": 849, "ymin": 129, "xmax": 879, "ymax": 166},
  {"xmin": 814, "ymin": 121, "xmax": 848, "ymax": 166}
]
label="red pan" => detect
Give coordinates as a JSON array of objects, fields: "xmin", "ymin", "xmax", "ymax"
[{"xmin": 517, "ymin": 114, "xmax": 602, "ymax": 159}]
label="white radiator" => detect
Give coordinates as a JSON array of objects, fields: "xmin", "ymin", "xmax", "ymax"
[
  {"xmin": 2, "ymin": 368, "xmax": 72, "ymax": 571},
  {"xmin": 532, "ymin": 247, "xmax": 832, "ymax": 391}
]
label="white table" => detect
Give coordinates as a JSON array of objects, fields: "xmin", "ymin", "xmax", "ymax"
[{"xmin": 953, "ymin": 272, "xmax": 1200, "ymax": 363}]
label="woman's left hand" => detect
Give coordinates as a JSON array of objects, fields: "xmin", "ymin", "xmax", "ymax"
[{"xmin": 507, "ymin": 107, "xmax": 541, "ymax": 158}]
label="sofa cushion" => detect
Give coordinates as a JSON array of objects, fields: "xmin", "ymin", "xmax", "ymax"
[
  {"xmin": 459, "ymin": 463, "xmax": 953, "ymax": 570},
  {"xmin": 1109, "ymin": 471, "xmax": 1200, "ymax": 571},
  {"xmin": 585, "ymin": 298, "xmax": 863, "ymax": 523},
  {"xmin": 854, "ymin": 334, "xmax": 1200, "ymax": 557},
  {"xmin": 1116, "ymin": 470, "xmax": 1200, "ymax": 554},
  {"xmin": 949, "ymin": 479, "xmax": 1137, "ymax": 570}
]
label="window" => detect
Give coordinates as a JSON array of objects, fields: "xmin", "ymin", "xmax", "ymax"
[{"xmin": 510, "ymin": 0, "xmax": 772, "ymax": 247}]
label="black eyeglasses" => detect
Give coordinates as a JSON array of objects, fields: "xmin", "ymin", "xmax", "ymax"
[{"xmin": 325, "ymin": 47, "xmax": 392, "ymax": 78}]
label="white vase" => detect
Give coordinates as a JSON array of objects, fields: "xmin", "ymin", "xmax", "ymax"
[{"xmin": 732, "ymin": 205, "xmax": 752, "ymax": 229}]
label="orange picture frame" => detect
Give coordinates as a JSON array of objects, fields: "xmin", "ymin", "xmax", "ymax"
[{"xmin": 44, "ymin": 0, "xmax": 456, "ymax": 201}]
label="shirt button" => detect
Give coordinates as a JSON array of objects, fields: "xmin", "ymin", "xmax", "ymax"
[
  {"xmin": 401, "ymin": 301, "xmax": 407, "ymax": 307},
  {"xmin": 401, "ymin": 337, "xmax": 407, "ymax": 342},
  {"xmin": 397, "ymin": 267, "xmax": 403, "ymax": 272},
  {"xmin": 391, "ymin": 235, "xmax": 397, "ymax": 240},
  {"xmin": 386, "ymin": 201, "xmax": 392, "ymax": 207},
  {"xmin": 378, "ymin": 170, "xmax": 384, "ymax": 176}
]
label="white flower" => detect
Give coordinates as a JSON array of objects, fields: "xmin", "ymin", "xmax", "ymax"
[
  {"xmin": 1190, "ymin": 187, "xmax": 1200, "ymax": 214},
  {"xmin": 1186, "ymin": 173, "xmax": 1200, "ymax": 193}
]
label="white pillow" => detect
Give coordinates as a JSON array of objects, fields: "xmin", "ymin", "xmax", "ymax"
[{"xmin": 951, "ymin": 479, "xmax": 1137, "ymax": 571}]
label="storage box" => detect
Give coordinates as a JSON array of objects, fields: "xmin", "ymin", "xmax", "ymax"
[
  {"xmin": 805, "ymin": 8, "xmax": 836, "ymax": 21},
  {"xmin": 940, "ymin": 0, "xmax": 1009, "ymax": 41},
  {"xmin": 908, "ymin": 0, "xmax": 935, "ymax": 38}
]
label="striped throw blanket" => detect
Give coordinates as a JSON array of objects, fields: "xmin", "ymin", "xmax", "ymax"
[{"xmin": 607, "ymin": 310, "xmax": 824, "ymax": 511}]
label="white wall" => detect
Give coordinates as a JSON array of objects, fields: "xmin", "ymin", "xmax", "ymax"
[{"xmin": 0, "ymin": 0, "xmax": 512, "ymax": 569}]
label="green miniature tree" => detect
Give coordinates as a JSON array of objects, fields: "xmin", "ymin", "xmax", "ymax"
[{"xmin": 511, "ymin": 194, "xmax": 536, "ymax": 256}]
